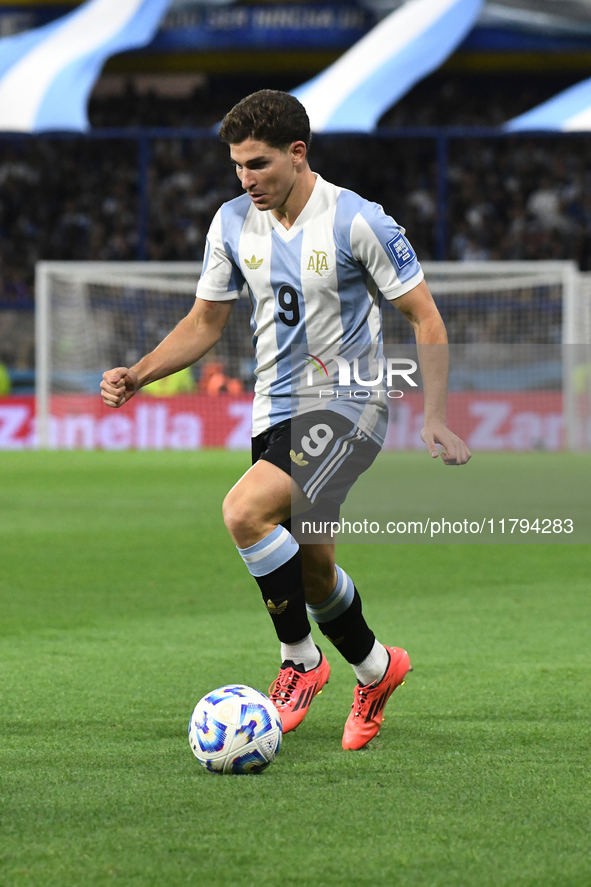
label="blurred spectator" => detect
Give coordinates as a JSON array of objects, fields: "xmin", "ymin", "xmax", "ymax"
[
  {"xmin": 143, "ymin": 367, "xmax": 197, "ymax": 396},
  {"xmin": 0, "ymin": 359, "xmax": 10, "ymax": 395},
  {"xmin": 526, "ymin": 176, "xmax": 573, "ymax": 233},
  {"xmin": 0, "ymin": 308, "xmax": 34, "ymax": 370},
  {"xmin": 199, "ymin": 360, "xmax": 243, "ymax": 396},
  {"xmin": 447, "ymin": 137, "xmax": 591, "ymax": 268}
]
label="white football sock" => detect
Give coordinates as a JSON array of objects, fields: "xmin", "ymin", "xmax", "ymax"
[
  {"xmin": 281, "ymin": 633, "xmax": 320, "ymax": 672},
  {"xmin": 353, "ymin": 640, "xmax": 389, "ymax": 686}
]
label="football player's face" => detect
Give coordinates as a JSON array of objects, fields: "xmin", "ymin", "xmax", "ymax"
[{"xmin": 230, "ymin": 138, "xmax": 300, "ymax": 211}]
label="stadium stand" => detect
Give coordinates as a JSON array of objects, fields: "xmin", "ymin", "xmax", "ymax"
[
  {"xmin": 3, "ymin": 0, "xmax": 591, "ymax": 383},
  {"xmin": 2, "ymin": 123, "xmax": 591, "ymax": 386},
  {"xmin": 2, "ymin": 117, "xmax": 591, "ymax": 313}
]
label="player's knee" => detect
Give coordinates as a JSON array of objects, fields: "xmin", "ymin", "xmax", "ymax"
[
  {"xmin": 222, "ymin": 490, "xmax": 259, "ymax": 542},
  {"xmin": 222, "ymin": 491, "xmax": 245, "ymax": 535}
]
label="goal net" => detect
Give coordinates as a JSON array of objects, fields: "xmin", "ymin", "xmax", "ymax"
[{"xmin": 35, "ymin": 260, "xmax": 591, "ymax": 450}]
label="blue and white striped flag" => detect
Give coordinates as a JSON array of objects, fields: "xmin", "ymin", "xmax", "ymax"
[
  {"xmin": 292, "ymin": 0, "xmax": 483, "ymax": 133},
  {"xmin": 0, "ymin": 0, "xmax": 170, "ymax": 132},
  {"xmin": 504, "ymin": 78, "xmax": 591, "ymax": 132}
]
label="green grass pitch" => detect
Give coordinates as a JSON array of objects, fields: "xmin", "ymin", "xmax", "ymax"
[{"xmin": 1, "ymin": 451, "xmax": 590, "ymax": 887}]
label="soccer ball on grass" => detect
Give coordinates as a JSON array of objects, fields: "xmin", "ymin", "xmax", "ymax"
[{"xmin": 189, "ymin": 684, "xmax": 282, "ymax": 774}]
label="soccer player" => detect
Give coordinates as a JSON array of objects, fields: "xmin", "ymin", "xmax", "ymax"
[{"xmin": 100, "ymin": 90, "xmax": 471, "ymax": 750}]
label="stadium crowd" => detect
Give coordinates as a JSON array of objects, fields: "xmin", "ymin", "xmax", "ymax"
[
  {"xmin": 87, "ymin": 72, "xmax": 581, "ymax": 131},
  {"xmin": 1, "ymin": 74, "xmax": 590, "ymax": 372}
]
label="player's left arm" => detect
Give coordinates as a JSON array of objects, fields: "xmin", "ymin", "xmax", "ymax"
[
  {"xmin": 395, "ymin": 280, "xmax": 471, "ymax": 465},
  {"xmin": 349, "ymin": 203, "xmax": 469, "ymax": 463}
]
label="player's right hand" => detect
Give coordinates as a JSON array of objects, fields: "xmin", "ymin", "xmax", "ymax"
[{"xmin": 100, "ymin": 367, "xmax": 139, "ymax": 408}]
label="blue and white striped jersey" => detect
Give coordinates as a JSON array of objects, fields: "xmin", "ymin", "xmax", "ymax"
[{"xmin": 196, "ymin": 174, "xmax": 423, "ymax": 443}]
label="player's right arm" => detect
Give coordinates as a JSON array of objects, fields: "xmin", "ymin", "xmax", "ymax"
[
  {"xmin": 100, "ymin": 297, "xmax": 234, "ymax": 408},
  {"xmin": 102, "ymin": 205, "xmax": 245, "ymax": 409}
]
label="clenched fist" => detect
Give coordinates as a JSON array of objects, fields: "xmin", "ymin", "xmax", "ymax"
[{"xmin": 100, "ymin": 367, "xmax": 139, "ymax": 408}]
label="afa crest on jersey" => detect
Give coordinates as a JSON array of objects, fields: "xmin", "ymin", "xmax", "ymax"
[{"xmin": 303, "ymin": 249, "xmax": 331, "ymax": 278}]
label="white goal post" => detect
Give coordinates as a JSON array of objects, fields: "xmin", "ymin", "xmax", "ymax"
[
  {"xmin": 35, "ymin": 262, "xmax": 202, "ymax": 449},
  {"xmin": 35, "ymin": 260, "xmax": 591, "ymax": 450}
]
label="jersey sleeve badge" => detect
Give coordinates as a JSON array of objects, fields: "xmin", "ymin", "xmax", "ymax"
[{"xmin": 386, "ymin": 231, "xmax": 416, "ymax": 270}]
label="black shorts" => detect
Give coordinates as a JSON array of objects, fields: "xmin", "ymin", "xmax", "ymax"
[{"xmin": 251, "ymin": 411, "xmax": 381, "ymax": 529}]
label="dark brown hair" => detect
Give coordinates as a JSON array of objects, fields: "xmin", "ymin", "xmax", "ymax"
[{"xmin": 219, "ymin": 90, "xmax": 311, "ymax": 152}]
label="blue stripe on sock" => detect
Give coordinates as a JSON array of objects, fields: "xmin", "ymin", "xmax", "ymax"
[
  {"xmin": 306, "ymin": 565, "xmax": 354, "ymax": 623},
  {"xmin": 237, "ymin": 526, "xmax": 298, "ymax": 578}
]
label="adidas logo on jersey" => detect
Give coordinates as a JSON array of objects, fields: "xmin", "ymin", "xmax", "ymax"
[
  {"xmin": 290, "ymin": 449, "xmax": 309, "ymax": 467},
  {"xmin": 244, "ymin": 255, "xmax": 264, "ymax": 270}
]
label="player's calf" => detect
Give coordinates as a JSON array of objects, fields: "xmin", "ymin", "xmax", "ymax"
[{"xmin": 305, "ymin": 565, "xmax": 376, "ymax": 666}]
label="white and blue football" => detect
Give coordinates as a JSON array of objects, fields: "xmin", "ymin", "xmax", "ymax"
[{"xmin": 188, "ymin": 684, "xmax": 282, "ymax": 774}]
